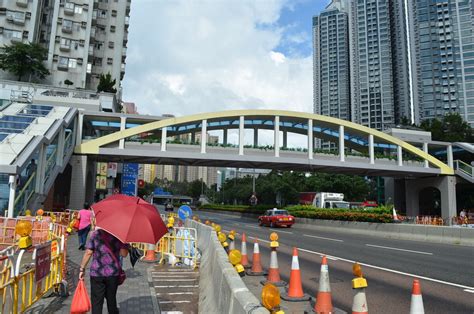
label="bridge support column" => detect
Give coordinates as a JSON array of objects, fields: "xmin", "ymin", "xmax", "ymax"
[
  {"xmin": 369, "ymin": 134, "xmax": 374, "ymax": 164},
  {"xmin": 56, "ymin": 128, "xmax": 65, "ymax": 167},
  {"xmin": 69, "ymin": 155, "xmax": 90, "ymax": 209},
  {"xmin": 283, "ymin": 130, "xmax": 287, "ymax": 149},
  {"xmin": 76, "ymin": 112, "xmax": 83, "ymax": 146},
  {"xmin": 161, "ymin": 127, "xmax": 167, "ymax": 151},
  {"xmin": 404, "ymin": 176, "xmax": 457, "ymax": 221},
  {"xmin": 339, "ymin": 125, "xmax": 345, "ymax": 162},
  {"xmin": 36, "ymin": 144, "xmax": 46, "ymax": 194},
  {"xmin": 423, "ymin": 143, "xmax": 429, "ymax": 168},
  {"xmin": 238, "ymin": 116, "xmax": 244, "ymax": 155},
  {"xmin": 307, "ymin": 119, "xmax": 313, "ymax": 159},
  {"xmin": 397, "ymin": 146, "xmax": 403, "ymax": 166},
  {"xmin": 253, "ymin": 128, "xmax": 258, "ymax": 147},
  {"xmin": 191, "ymin": 132, "xmax": 196, "ymax": 144},
  {"xmin": 223, "ymin": 129, "xmax": 228, "ymax": 145},
  {"xmin": 447, "ymin": 145, "xmax": 453, "ymax": 168},
  {"xmin": 7, "ymin": 175, "xmax": 16, "ymax": 218},
  {"xmin": 201, "ymin": 119, "xmax": 207, "ymax": 154},
  {"xmin": 274, "ymin": 116, "xmax": 280, "ymax": 157},
  {"xmin": 119, "ymin": 117, "xmax": 126, "ymax": 149}
]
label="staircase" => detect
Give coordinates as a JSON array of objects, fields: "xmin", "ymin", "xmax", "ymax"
[{"xmin": 454, "ymin": 160, "xmax": 474, "ymax": 183}]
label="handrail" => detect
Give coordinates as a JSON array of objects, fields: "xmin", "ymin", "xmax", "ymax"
[{"xmin": 454, "ymin": 160, "xmax": 473, "ymax": 177}]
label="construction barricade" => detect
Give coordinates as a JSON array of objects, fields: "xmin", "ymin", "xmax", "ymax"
[
  {"xmin": 0, "ymin": 217, "xmax": 69, "ymax": 314},
  {"xmin": 159, "ymin": 227, "xmax": 198, "ymax": 269}
]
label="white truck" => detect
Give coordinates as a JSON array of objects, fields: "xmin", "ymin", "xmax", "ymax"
[{"xmin": 313, "ymin": 192, "xmax": 350, "ymax": 209}]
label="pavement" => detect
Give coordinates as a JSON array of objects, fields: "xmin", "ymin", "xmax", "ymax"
[
  {"xmin": 196, "ymin": 210, "xmax": 474, "ymax": 313},
  {"xmin": 24, "ymin": 231, "xmax": 198, "ymax": 314}
]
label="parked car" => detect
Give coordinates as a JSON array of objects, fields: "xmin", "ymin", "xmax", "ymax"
[
  {"xmin": 258, "ymin": 208, "xmax": 295, "ymax": 228},
  {"xmin": 165, "ymin": 202, "xmax": 174, "ymax": 212}
]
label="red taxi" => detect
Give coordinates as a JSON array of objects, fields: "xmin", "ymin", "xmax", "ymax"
[{"xmin": 258, "ymin": 208, "xmax": 295, "ymax": 228}]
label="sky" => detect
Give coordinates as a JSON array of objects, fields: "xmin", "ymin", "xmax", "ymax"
[{"xmin": 122, "ymin": 0, "xmax": 329, "ymax": 118}]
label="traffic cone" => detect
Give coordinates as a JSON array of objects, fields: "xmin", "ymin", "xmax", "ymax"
[
  {"xmin": 281, "ymin": 247, "xmax": 311, "ymax": 301},
  {"xmin": 393, "ymin": 208, "xmax": 400, "ymax": 222},
  {"xmin": 142, "ymin": 243, "xmax": 157, "ymax": 262},
  {"xmin": 314, "ymin": 256, "xmax": 333, "ymax": 313},
  {"xmin": 246, "ymin": 238, "xmax": 266, "ymax": 276},
  {"xmin": 260, "ymin": 246, "xmax": 286, "ymax": 287},
  {"xmin": 352, "ymin": 289, "xmax": 368, "ymax": 314},
  {"xmin": 410, "ymin": 279, "xmax": 424, "ymax": 314},
  {"xmin": 241, "ymin": 233, "xmax": 250, "ymax": 269}
]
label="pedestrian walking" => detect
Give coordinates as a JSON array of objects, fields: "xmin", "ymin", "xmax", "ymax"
[
  {"xmin": 77, "ymin": 203, "xmax": 93, "ymax": 250},
  {"xmin": 79, "ymin": 229, "xmax": 129, "ymax": 314}
]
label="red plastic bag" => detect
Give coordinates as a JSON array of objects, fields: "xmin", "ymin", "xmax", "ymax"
[
  {"xmin": 70, "ymin": 279, "xmax": 91, "ymax": 314},
  {"xmin": 72, "ymin": 219, "xmax": 80, "ymax": 230}
]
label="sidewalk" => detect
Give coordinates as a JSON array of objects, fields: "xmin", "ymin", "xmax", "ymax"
[{"xmin": 25, "ymin": 233, "xmax": 159, "ymax": 313}]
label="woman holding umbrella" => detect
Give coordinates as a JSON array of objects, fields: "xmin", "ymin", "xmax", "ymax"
[
  {"xmin": 79, "ymin": 229, "xmax": 128, "ymax": 314},
  {"xmin": 78, "ymin": 194, "xmax": 168, "ymax": 313}
]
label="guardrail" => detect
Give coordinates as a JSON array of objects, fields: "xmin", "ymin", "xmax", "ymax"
[{"xmin": 159, "ymin": 227, "xmax": 198, "ymax": 268}]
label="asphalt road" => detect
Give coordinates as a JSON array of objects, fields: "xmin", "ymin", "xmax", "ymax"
[{"xmin": 195, "ymin": 210, "xmax": 474, "ymax": 313}]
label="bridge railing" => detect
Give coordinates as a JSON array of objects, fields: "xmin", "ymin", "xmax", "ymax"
[{"xmin": 454, "ymin": 160, "xmax": 473, "ymax": 178}]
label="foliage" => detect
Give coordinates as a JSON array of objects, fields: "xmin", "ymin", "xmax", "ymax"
[
  {"xmin": 97, "ymin": 72, "xmax": 117, "ymax": 93},
  {"xmin": 420, "ymin": 113, "xmax": 473, "ymax": 142},
  {"xmin": 0, "ymin": 42, "xmax": 49, "ymax": 81},
  {"xmin": 200, "ymin": 204, "xmax": 394, "ymax": 223}
]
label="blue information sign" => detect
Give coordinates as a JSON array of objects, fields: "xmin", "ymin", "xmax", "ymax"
[
  {"xmin": 178, "ymin": 205, "xmax": 192, "ymax": 220},
  {"xmin": 121, "ymin": 163, "xmax": 139, "ymax": 196}
]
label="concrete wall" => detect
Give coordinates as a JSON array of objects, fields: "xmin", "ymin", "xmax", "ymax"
[
  {"xmin": 185, "ymin": 219, "xmax": 268, "ymax": 314},
  {"xmin": 197, "ymin": 209, "xmax": 474, "ymax": 246}
]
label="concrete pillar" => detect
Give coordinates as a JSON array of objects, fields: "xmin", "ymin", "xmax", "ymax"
[
  {"xmin": 274, "ymin": 116, "xmax": 280, "ymax": 157},
  {"xmin": 191, "ymin": 132, "xmax": 196, "ymax": 144},
  {"xmin": 253, "ymin": 128, "xmax": 258, "ymax": 147},
  {"xmin": 368, "ymin": 134, "xmax": 374, "ymax": 164},
  {"xmin": 76, "ymin": 112, "xmax": 83, "ymax": 145},
  {"xmin": 405, "ymin": 180, "xmax": 419, "ymax": 217},
  {"xmin": 161, "ymin": 127, "xmax": 167, "ymax": 152},
  {"xmin": 238, "ymin": 116, "xmax": 244, "ymax": 155},
  {"xmin": 339, "ymin": 125, "xmax": 345, "ymax": 162},
  {"xmin": 447, "ymin": 145, "xmax": 453, "ymax": 168},
  {"xmin": 7, "ymin": 175, "xmax": 16, "ymax": 218},
  {"xmin": 423, "ymin": 143, "xmax": 429, "ymax": 168},
  {"xmin": 440, "ymin": 176, "xmax": 457, "ymax": 222},
  {"xmin": 201, "ymin": 119, "xmax": 207, "ymax": 154},
  {"xmin": 69, "ymin": 155, "xmax": 88, "ymax": 209},
  {"xmin": 36, "ymin": 144, "xmax": 46, "ymax": 194},
  {"xmin": 307, "ymin": 119, "xmax": 313, "ymax": 160},
  {"xmin": 56, "ymin": 128, "xmax": 65, "ymax": 167},
  {"xmin": 397, "ymin": 146, "xmax": 403, "ymax": 166},
  {"xmin": 223, "ymin": 129, "xmax": 228, "ymax": 145},
  {"xmin": 119, "ymin": 116, "xmax": 126, "ymax": 149},
  {"xmin": 283, "ymin": 130, "xmax": 287, "ymax": 149}
]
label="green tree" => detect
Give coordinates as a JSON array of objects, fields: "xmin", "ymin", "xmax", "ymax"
[
  {"xmin": 97, "ymin": 72, "xmax": 117, "ymax": 93},
  {"xmin": 0, "ymin": 42, "xmax": 49, "ymax": 81},
  {"xmin": 420, "ymin": 113, "xmax": 473, "ymax": 142}
]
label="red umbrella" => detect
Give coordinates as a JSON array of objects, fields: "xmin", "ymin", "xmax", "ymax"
[{"xmin": 91, "ymin": 194, "xmax": 167, "ymax": 244}]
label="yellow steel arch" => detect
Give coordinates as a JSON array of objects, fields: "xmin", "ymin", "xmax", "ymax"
[{"xmin": 75, "ymin": 109, "xmax": 454, "ymax": 175}]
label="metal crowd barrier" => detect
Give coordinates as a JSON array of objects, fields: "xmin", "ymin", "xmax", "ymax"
[
  {"xmin": 0, "ymin": 219, "xmax": 69, "ymax": 314},
  {"xmin": 415, "ymin": 216, "xmax": 445, "ymax": 226}
]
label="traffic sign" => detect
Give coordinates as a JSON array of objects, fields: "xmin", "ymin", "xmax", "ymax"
[
  {"xmin": 178, "ymin": 205, "xmax": 192, "ymax": 220},
  {"xmin": 138, "ymin": 179, "xmax": 145, "ymax": 188}
]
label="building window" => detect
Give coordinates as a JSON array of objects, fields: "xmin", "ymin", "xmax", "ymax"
[
  {"xmin": 58, "ymin": 56, "xmax": 69, "ymax": 69},
  {"xmin": 68, "ymin": 58, "xmax": 77, "ymax": 68},
  {"xmin": 110, "ymin": 25, "xmax": 116, "ymax": 32}
]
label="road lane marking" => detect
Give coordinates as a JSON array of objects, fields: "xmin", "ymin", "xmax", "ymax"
[
  {"xmin": 245, "ymin": 225, "xmax": 262, "ymax": 229},
  {"xmin": 303, "ymin": 234, "xmax": 343, "ymax": 242},
  {"xmin": 365, "ymin": 244, "xmax": 433, "ymax": 255},
  {"xmin": 158, "ymin": 279, "xmax": 197, "ymax": 281},
  {"xmin": 155, "ymin": 285, "xmax": 199, "ymax": 288},
  {"xmin": 247, "ymin": 236, "xmax": 271, "ymax": 244},
  {"xmin": 464, "ymin": 289, "xmax": 474, "ymax": 293},
  {"xmin": 276, "ymin": 230, "xmax": 293, "ymax": 234},
  {"xmin": 156, "ymin": 292, "xmax": 196, "ymax": 295},
  {"xmin": 296, "ymin": 247, "xmax": 473, "ymax": 291},
  {"xmin": 159, "ymin": 301, "xmax": 191, "ymax": 304}
]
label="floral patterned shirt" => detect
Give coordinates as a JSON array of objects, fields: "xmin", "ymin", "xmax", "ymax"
[{"xmin": 86, "ymin": 230, "xmax": 127, "ymax": 277}]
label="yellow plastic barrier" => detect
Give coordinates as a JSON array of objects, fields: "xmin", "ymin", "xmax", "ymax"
[
  {"xmin": 159, "ymin": 227, "xmax": 198, "ymax": 269},
  {"xmin": 0, "ymin": 218, "xmax": 69, "ymax": 314}
]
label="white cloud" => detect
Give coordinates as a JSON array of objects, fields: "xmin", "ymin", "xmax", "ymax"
[{"xmin": 122, "ymin": 0, "xmax": 313, "ymax": 118}]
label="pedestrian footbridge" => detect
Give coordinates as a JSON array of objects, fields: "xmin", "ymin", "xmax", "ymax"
[{"xmin": 76, "ymin": 110, "xmax": 455, "ymax": 177}]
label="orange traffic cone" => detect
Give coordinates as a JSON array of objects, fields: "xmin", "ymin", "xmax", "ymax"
[
  {"xmin": 142, "ymin": 243, "xmax": 157, "ymax": 262},
  {"xmin": 410, "ymin": 279, "xmax": 424, "ymax": 314},
  {"xmin": 314, "ymin": 256, "xmax": 333, "ymax": 313},
  {"xmin": 241, "ymin": 233, "xmax": 250, "ymax": 269},
  {"xmin": 260, "ymin": 246, "xmax": 286, "ymax": 287},
  {"xmin": 281, "ymin": 247, "xmax": 311, "ymax": 301},
  {"xmin": 393, "ymin": 208, "xmax": 400, "ymax": 222},
  {"xmin": 352, "ymin": 288, "xmax": 368, "ymax": 314},
  {"xmin": 246, "ymin": 238, "xmax": 266, "ymax": 276}
]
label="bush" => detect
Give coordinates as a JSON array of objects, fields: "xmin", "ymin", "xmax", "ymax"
[{"xmin": 200, "ymin": 204, "xmax": 394, "ymax": 223}]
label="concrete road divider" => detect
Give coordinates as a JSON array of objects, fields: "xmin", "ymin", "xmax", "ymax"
[{"xmin": 185, "ymin": 219, "xmax": 268, "ymax": 314}]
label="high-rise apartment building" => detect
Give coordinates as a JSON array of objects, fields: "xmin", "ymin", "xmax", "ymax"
[
  {"xmin": 408, "ymin": 0, "xmax": 474, "ymax": 127},
  {"xmin": 0, "ymin": 0, "xmax": 130, "ymax": 91},
  {"xmin": 312, "ymin": 0, "xmax": 351, "ymax": 121}
]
